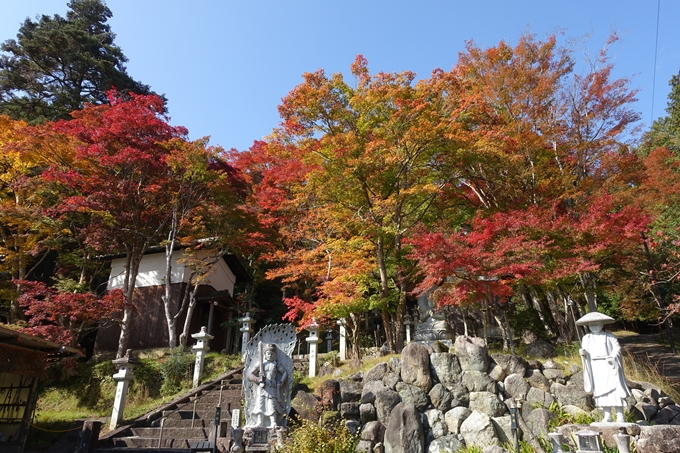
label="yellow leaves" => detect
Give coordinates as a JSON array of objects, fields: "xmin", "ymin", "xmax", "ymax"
[{"xmin": 0, "ymin": 115, "xmax": 29, "ymax": 191}]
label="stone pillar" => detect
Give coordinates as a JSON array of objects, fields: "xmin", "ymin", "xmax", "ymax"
[
  {"xmin": 404, "ymin": 314, "xmax": 412, "ymax": 344},
  {"xmin": 337, "ymin": 319, "xmax": 347, "ymax": 361},
  {"xmin": 306, "ymin": 321, "xmax": 321, "ymax": 378},
  {"xmin": 75, "ymin": 420, "xmax": 101, "ymax": 453},
  {"xmin": 110, "ymin": 350, "xmax": 140, "ymax": 430},
  {"xmin": 326, "ymin": 331, "xmax": 333, "ymax": 353},
  {"xmin": 239, "ymin": 312, "xmax": 254, "ymax": 359},
  {"xmin": 192, "ymin": 326, "xmax": 214, "ymax": 388}
]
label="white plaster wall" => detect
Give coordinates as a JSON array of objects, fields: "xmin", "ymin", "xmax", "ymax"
[{"xmin": 107, "ymin": 249, "xmax": 236, "ymax": 296}]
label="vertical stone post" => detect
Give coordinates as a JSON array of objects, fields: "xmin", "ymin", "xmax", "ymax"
[
  {"xmin": 110, "ymin": 350, "xmax": 140, "ymax": 430},
  {"xmin": 192, "ymin": 326, "xmax": 214, "ymax": 388},
  {"xmin": 326, "ymin": 331, "xmax": 333, "ymax": 353},
  {"xmin": 337, "ymin": 319, "xmax": 347, "ymax": 361},
  {"xmin": 403, "ymin": 314, "xmax": 412, "ymax": 345},
  {"xmin": 239, "ymin": 312, "xmax": 254, "ymax": 359},
  {"xmin": 75, "ymin": 420, "xmax": 101, "ymax": 453},
  {"xmin": 306, "ymin": 321, "xmax": 321, "ymax": 378}
]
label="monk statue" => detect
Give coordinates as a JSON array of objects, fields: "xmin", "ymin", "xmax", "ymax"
[{"xmin": 576, "ymin": 311, "xmax": 631, "ymax": 423}]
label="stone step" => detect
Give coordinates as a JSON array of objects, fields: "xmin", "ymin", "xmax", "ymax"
[
  {"xmin": 130, "ymin": 426, "xmax": 211, "ymax": 438},
  {"xmin": 161, "ymin": 408, "xmax": 239, "ymax": 420},
  {"xmin": 150, "ymin": 418, "xmax": 212, "ymax": 428},
  {"xmin": 111, "ymin": 437, "xmax": 210, "ymax": 448},
  {"xmin": 193, "ymin": 389, "xmax": 242, "ymax": 400},
  {"xmin": 177, "ymin": 397, "xmax": 241, "ymax": 411}
]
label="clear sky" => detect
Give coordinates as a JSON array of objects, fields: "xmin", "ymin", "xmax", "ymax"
[{"xmin": 2, "ymin": 1, "xmax": 679, "ymax": 152}]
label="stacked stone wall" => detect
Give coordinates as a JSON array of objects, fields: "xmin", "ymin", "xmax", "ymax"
[{"xmin": 290, "ymin": 336, "xmax": 680, "ymax": 453}]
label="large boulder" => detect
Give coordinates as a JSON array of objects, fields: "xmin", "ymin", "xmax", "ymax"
[
  {"xmin": 460, "ymin": 410, "xmax": 500, "ymax": 448},
  {"xmin": 423, "ymin": 409, "xmax": 448, "ymax": 444},
  {"xmin": 375, "ymin": 389, "xmax": 402, "ymax": 428},
  {"xmin": 428, "ymin": 383, "xmax": 453, "ymax": 412},
  {"xmin": 503, "ymin": 373, "xmax": 530, "ymax": 400},
  {"xmin": 361, "ymin": 420, "xmax": 386, "ymax": 443},
  {"xmin": 525, "ymin": 339, "xmax": 557, "ymax": 359},
  {"xmin": 290, "ymin": 390, "xmax": 322, "ymax": 423},
  {"xmin": 318, "ymin": 379, "xmax": 340, "ymax": 410},
  {"xmin": 491, "ymin": 415, "xmax": 513, "ymax": 444},
  {"xmin": 360, "ymin": 403, "xmax": 377, "ymax": 423},
  {"xmin": 384, "ymin": 402, "xmax": 425, "ymax": 453},
  {"xmin": 490, "ymin": 353, "xmax": 529, "ymax": 377},
  {"xmin": 444, "ymin": 406, "xmax": 471, "ymax": 435},
  {"xmin": 429, "ymin": 353, "xmax": 462, "ymax": 390},
  {"xmin": 469, "ymin": 391, "xmax": 506, "ymax": 418},
  {"xmin": 551, "ymin": 382, "xmax": 593, "ymax": 412},
  {"xmin": 524, "ymin": 407, "xmax": 553, "ymax": 438},
  {"xmin": 389, "ymin": 357, "xmax": 401, "ymax": 375},
  {"xmin": 525, "ymin": 369, "xmax": 550, "ymax": 392},
  {"xmin": 427, "ymin": 434, "xmax": 462, "ymax": 453},
  {"xmin": 366, "ymin": 362, "xmax": 389, "ymax": 382},
  {"xmin": 396, "ymin": 382, "xmax": 430, "ymax": 412},
  {"xmin": 401, "ymin": 343, "xmax": 433, "ymax": 392},
  {"xmin": 340, "ymin": 402, "xmax": 360, "ymax": 419},
  {"xmin": 362, "ymin": 380, "xmax": 388, "ymax": 404},
  {"xmin": 383, "ymin": 372, "xmax": 400, "ymax": 390},
  {"xmin": 339, "ymin": 379, "xmax": 362, "ymax": 403},
  {"xmin": 454, "ymin": 336, "xmax": 490, "ymax": 372},
  {"xmin": 462, "ymin": 370, "xmax": 496, "ymax": 393},
  {"xmin": 446, "ymin": 382, "xmax": 470, "ymax": 409},
  {"xmin": 635, "ymin": 425, "xmax": 680, "ymax": 453},
  {"xmin": 525, "ymin": 387, "xmax": 555, "ymax": 410}
]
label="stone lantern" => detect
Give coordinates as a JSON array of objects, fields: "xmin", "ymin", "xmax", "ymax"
[
  {"xmin": 403, "ymin": 313, "xmax": 412, "ymax": 344},
  {"xmin": 110, "ymin": 349, "xmax": 140, "ymax": 430},
  {"xmin": 306, "ymin": 321, "xmax": 321, "ymax": 378},
  {"xmin": 325, "ymin": 331, "xmax": 333, "ymax": 353},
  {"xmin": 192, "ymin": 326, "xmax": 214, "ymax": 388},
  {"xmin": 575, "ymin": 429, "xmax": 603, "ymax": 453},
  {"xmin": 238, "ymin": 312, "xmax": 254, "ymax": 359}
]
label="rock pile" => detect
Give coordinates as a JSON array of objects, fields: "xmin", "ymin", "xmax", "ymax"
[{"xmin": 291, "ymin": 336, "xmax": 680, "ymax": 453}]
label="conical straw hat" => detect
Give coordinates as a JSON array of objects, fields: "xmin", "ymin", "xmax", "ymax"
[{"xmin": 575, "ymin": 311, "xmax": 615, "ymax": 326}]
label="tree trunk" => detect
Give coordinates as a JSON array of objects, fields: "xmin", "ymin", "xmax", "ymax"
[
  {"xmin": 579, "ymin": 272, "xmax": 598, "ymax": 312},
  {"xmin": 545, "ymin": 289, "xmax": 571, "ymax": 342},
  {"xmin": 179, "ymin": 285, "xmax": 200, "ymax": 348},
  {"xmin": 163, "ymin": 207, "xmax": 179, "ymax": 349},
  {"xmin": 375, "ymin": 235, "xmax": 398, "ymax": 352},
  {"xmin": 526, "ymin": 286, "xmax": 556, "ymax": 337},
  {"xmin": 116, "ymin": 244, "xmax": 146, "ymax": 359},
  {"xmin": 346, "ymin": 312, "xmax": 362, "ymax": 363}
]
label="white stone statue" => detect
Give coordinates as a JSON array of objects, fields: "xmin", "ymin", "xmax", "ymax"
[
  {"xmin": 243, "ymin": 324, "xmax": 296, "ymax": 428},
  {"xmin": 248, "ymin": 343, "xmax": 287, "ymax": 427},
  {"xmin": 576, "ymin": 311, "xmax": 631, "ymax": 423}
]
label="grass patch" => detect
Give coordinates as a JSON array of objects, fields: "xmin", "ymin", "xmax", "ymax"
[{"xmin": 27, "ymin": 350, "xmax": 242, "ymax": 450}]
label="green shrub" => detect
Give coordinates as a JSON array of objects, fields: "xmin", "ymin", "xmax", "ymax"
[
  {"xmin": 280, "ymin": 419, "xmax": 358, "ymax": 453},
  {"xmin": 159, "ymin": 348, "xmax": 195, "ymax": 395},
  {"xmin": 546, "ymin": 402, "xmax": 595, "ymax": 430}
]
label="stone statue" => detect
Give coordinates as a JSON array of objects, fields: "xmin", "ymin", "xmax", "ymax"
[
  {"xmin": 247, "ymin": 343, "xmax": 287, "ymax": 427},
  {"xmin": 414, "ymin": 286, "xmax": 453, "ymax": 342},
  {"xmin": 576, "ymin": 311, "xmax": 631, "ymax": 423},
  {"xmin": 243, "ymin": 324, "xmax": 296, "ymax": 428}
]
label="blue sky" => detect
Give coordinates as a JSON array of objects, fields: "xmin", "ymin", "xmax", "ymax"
[{"xmin": 2, "ymin": 1, "xmax": 680, "ymax": 152}]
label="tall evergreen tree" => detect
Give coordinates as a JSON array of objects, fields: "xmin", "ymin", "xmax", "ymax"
[
  {"xmin": 0, "ymin": 0, "xmax": 152, "ymax": 122},
  {"xmin": 641, "ymin": 71, "xmax": 680, "ymax": 155}
]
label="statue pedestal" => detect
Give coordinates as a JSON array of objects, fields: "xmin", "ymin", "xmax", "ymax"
[{"xmin": 244, "ymin": 427, "xmax": 282, "ymax": 452}]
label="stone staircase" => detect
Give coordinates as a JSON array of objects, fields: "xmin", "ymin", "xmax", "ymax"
[{"xmin": 93, "ymin": 367, "xmax": 243, "ymax": 452}]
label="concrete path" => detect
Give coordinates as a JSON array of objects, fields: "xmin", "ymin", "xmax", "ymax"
[{"xmin": 618, "ymin": 332, "xmax": 680, "ymax": 386}]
